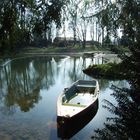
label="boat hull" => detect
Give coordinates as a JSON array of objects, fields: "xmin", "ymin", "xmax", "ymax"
[
  {"xmin": 57, "ymin": 99, "xmax": 99, "ymax": 139},
  {"xmin": 57, "ymin": 80, "xmax": 99, "ymax": 117}
]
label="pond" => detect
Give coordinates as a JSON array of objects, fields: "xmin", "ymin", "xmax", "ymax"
[{"xmin": 0, "ymin": 55, "xmax": 128, "ymax": 140}]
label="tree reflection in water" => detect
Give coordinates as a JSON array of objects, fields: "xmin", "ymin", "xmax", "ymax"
[
  {"xmin": 0, "ymin": 56, "xmax": 132, "ymax": 139},
  {"xmin": 0, "ymin": 56, "xmax": 55, "ymax": 113},
  {"xmin": 92, "ymin": 85, "xmax": 140, "ymax": 140},
  {"xmin": 0, "ymin": 56, "xmax": 93, "ymax": 114}
]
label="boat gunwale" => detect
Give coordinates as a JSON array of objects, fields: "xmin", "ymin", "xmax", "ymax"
[{"xmin": 57, "ymin": 79, "xmax": 99, "ymax": 118}]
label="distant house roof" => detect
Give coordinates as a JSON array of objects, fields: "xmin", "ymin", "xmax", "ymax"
[{"xmin": 53, "ymin": 37, "xmax": 80, "ymax": 42}]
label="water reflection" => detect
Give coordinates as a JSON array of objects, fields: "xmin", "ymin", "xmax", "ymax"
[
  {"xmin": 0, "ymin": 55, "xmax": 124, "ymax": 140},
  {"xmin": 0, "ymin": 57, "xmax": 52, "ymax": 113},
  {"xmin": 0, "ymin": 56, "xmax": 97, "ymax": 114}
]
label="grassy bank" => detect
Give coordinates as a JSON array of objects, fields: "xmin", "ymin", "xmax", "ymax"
[
  {"xmin": 83, "ymin": 62, "xmax": 128, "ymax": 80},
  {"xmin": 20, "ymin": 45, "xmax": 110, "ymax": 54}
]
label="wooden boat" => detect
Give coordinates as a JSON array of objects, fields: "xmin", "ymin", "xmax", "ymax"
[
  {"xmin": 57, "ymin": 79, "xmax": 99, "ymax": 139},
  {"xmin": 57, "ymin": 79, "xmax": 99, "ymax": 119},
  {"xmin": 57, "ymin": 99, "xmax": 98, "ymax": 139}
]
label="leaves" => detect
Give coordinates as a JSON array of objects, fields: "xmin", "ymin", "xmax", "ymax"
[{"xmin": 0, "ymin": 0, "xmax": 68, "ymax": 52}]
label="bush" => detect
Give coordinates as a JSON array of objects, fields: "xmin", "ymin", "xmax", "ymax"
[{"xmin": 83, "ymin": 63, "xmax": 126, "ymax": 79}]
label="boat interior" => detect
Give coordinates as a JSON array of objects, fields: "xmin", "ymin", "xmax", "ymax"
[
  {"xmin": 62, "ymin": 84, "xmax": 96, "ymax": 105},
  {"xmin": 57, "ymin": 80, "xmax": 99, "ymax": 117}
]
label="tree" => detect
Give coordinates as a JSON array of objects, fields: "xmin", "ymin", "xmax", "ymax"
[
  {"xmin": 92, "ymin": 85, "xmax": 140, "ymax": 140},
  {"xmin": 91, "ymin": 0, "xmax": 140, "ymax": 138},
  {"xmin": 67, "ymin": 0, "xmax": 82, "ymax": 46},
  {"xmin": 78, "ymin": 0, "xmax": 91, "ymax": 48},
  {"xmin": 93, "ymin": 0, "xmax": 140, "ymax": 89},
  {"xmin": 0, "ymin": 0, "xmax": 68, "ymax": 54}
]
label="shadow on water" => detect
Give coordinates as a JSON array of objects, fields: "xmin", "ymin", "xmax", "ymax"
[{"xmin": 57, "ymin": 99, "xmax": 99, "ymax": 139}]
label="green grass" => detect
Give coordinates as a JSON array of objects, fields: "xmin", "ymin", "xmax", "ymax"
[
  {"xmin": 83, "ymin": 62, "xmax": 126, "ymax": 79},
  {"xmin": 17, "ymin": 45, "xmax": 112, "ymax": 56}
]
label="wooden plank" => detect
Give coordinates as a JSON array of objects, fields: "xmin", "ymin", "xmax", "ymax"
[
  {"xmin": 62, "ymin": 103, "xmax": 86, "ymax": 107},
  {"xmin": 60, "ymin": 105, "xmax": 85, "ymax": 117}
]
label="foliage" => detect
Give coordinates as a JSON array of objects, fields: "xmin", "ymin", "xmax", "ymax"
[
  {"xmin": 88, "ymin": 1, "xmax": 140, "ymax": 139},
  {"xmin": 92, "ymin": 85, "xmax": 140, "ymax": 140},
  {"xmin": 0, "ymin": 0, "xmax": 68, "ymax": 55},
  {"xmin": 92, "ymin": 0, "xmax": 140, "ymax": 88},
  {"xmin": 83, "ymin": 63, "xmax": 126, "ymax": 79}
]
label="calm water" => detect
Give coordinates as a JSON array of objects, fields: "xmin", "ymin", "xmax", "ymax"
[{"xmin": 0, "ymin": 55, "xmax": 128, "ymax": 140}]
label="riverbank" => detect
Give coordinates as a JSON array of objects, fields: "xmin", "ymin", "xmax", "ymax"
[
  {"xmin": 0, "ymin": 46, "xmax": 122, "ymax": 69},
  {"xmin": 1, "ymin": 44, "xmax": 129, "ymax": 59},
  {"xmin": 83, "ymin": 62, "xmax": 127, "ymax": 80},
  {"xmin": 0, "ymin": 51, "xmax": 115, "ymax": 67},
  {"xmin": 17, "ymin": 46, "xmax": 112, "ymax": 56}
]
